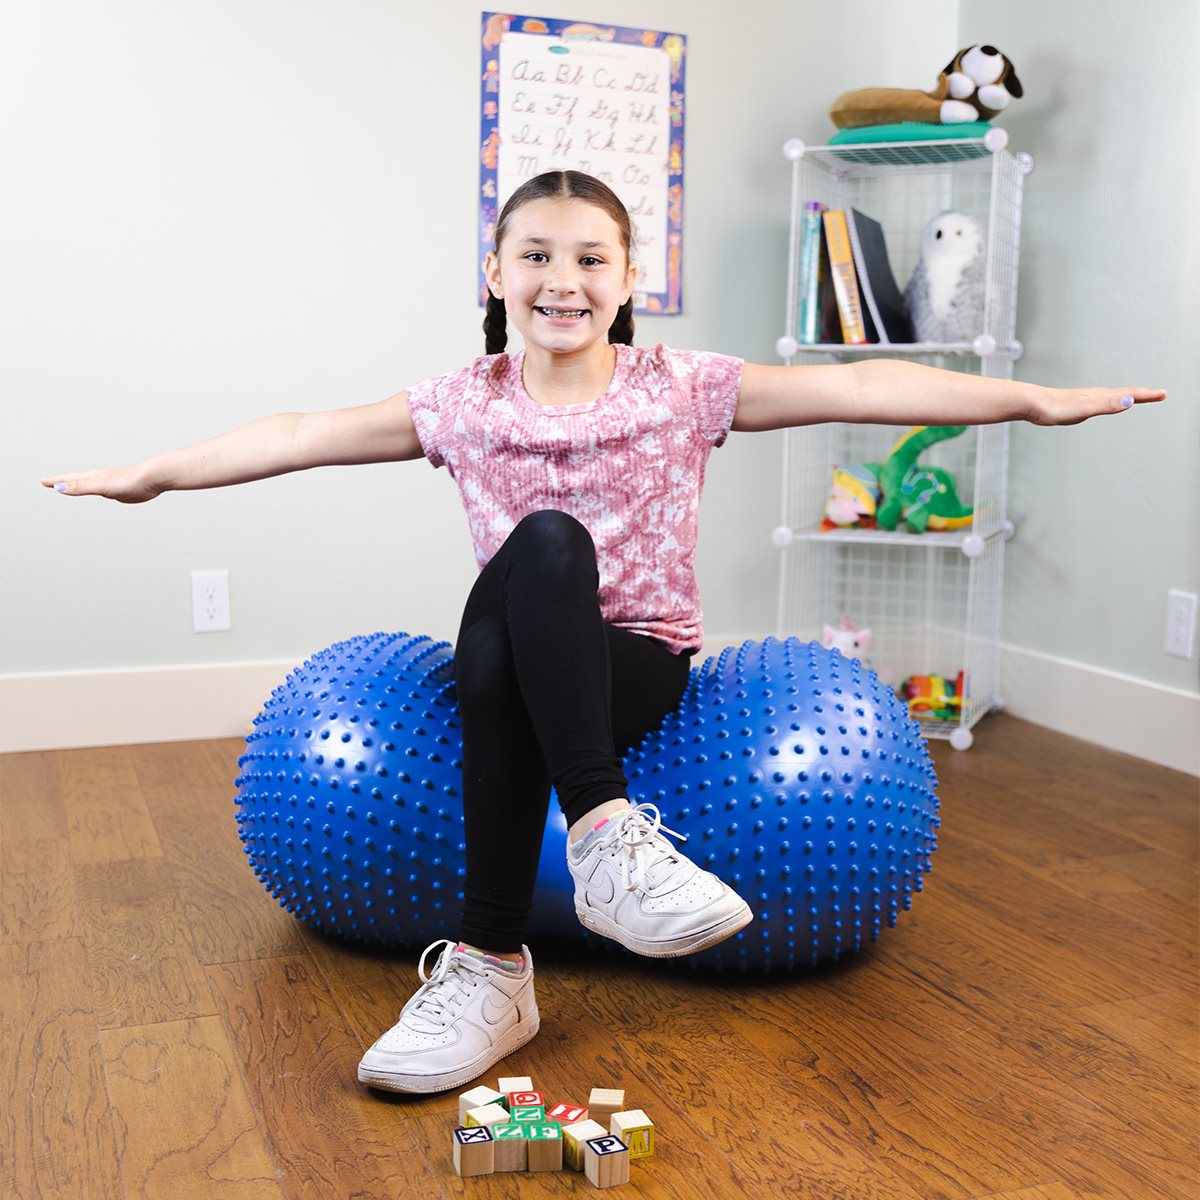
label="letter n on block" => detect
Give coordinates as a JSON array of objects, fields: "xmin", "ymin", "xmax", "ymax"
[{"xmin": 509, "ymin": 1104, "xmax": 545, "ymax": 1123}]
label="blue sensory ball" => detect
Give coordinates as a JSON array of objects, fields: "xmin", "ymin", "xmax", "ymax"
[
  {"xmin": 624, "ymin": 637, "xmax": 939, "ymax": 970},
  {"xmin": 234, "ymin": 632, "xmax": 939, "ymax": 972}
]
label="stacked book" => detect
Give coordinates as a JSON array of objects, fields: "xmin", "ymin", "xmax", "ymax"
[{"xmin": 797, "ymin": 203, "xmax": 914, "ymax": 346}]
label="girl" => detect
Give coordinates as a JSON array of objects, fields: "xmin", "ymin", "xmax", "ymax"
[{"xmin": 43, "ymin": 170, "xmax": 1164, "ymax": 1096}]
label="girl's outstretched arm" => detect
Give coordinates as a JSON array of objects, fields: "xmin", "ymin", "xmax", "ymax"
[
  {"xmin": 42, "ymin": 390, "xmax": 424, "ymax": 503},
  {"xmin": 731, "ymin": 358, "xmax": 1166, "ymax": 433}
]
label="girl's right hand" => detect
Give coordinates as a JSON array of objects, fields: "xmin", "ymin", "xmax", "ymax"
[{"xmin": 41, "ymin": 466, "xmax": 162, "ymax": 504}]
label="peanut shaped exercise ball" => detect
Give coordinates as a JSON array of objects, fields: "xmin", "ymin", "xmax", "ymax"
[{"xmin": 234, "ymin": 632, "xmax": 939, "ymax": 972}]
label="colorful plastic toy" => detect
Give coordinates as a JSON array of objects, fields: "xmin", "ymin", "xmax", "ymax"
[
  {"xmin": 900, "ymin": 672, "xmax": 966, "ymax": 721},
  {"xmin": 822, "ymin": 463, "xmax": 881, "ymax": 529}
]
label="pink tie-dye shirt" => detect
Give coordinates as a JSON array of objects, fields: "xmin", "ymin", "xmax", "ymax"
[{"xmin": 406, "ymin": 343, "xmax": 744, "ymax": 654}]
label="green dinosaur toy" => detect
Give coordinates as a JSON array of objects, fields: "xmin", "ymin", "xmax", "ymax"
[{"xmin": 874, "ymin": 425, "xmax": 973, "ymax": 533}]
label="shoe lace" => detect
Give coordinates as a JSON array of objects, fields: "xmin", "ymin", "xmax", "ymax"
[
  {"xmin": 401, "ymin": 939, "xmax": 481, "ymax": 1029},
  {"xmin": 611, "ymin": 802, "xmax": 689, "ymax": 892}
]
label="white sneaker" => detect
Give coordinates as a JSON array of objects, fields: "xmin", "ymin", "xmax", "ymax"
[
  {"xmin": 357, "ymin": 939, "xmax": 539, "ymax": 1093},
  {"xmin": 567, "ymin": 803, "xmax": 753, "ymax": 957}
]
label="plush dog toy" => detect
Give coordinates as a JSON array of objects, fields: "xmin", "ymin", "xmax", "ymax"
[{"xmin": 830, "ymin": 45, "xmax": 1023, "ymax": 130}]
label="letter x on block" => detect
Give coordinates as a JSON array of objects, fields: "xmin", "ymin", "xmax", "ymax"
[{"xmin": 455, "ymin": 1127, "xmax": 493, "ymax": 1144}]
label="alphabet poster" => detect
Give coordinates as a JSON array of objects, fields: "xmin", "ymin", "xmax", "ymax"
[{"xmin": 479, "ymin": 12, "xmax": 686, "ymax": 314}]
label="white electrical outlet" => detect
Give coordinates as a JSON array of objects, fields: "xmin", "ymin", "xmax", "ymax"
[
  {"xmin": 1164, "ymin": 589, "xmax": 1198, "ymax": 659},
  {"xmin": 191, "ymin": 569, "xmax": 231, "ymax": 633}
]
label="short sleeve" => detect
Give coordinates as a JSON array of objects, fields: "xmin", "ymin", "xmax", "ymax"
[
  {"xmin": 404, "ymin": 363, "xmax": 478, "ymax": 470},
  {"xmin": 662, "ymin": 346, "xmax": 744, "ymax": 448}
]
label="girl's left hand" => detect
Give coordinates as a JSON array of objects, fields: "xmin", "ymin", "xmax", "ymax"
[{"xmin": 1029, "ymin": 386, "xmax": 1166, "ymax": 426}]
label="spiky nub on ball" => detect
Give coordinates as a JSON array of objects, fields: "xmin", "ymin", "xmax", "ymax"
[
  {"xmin": 235, "ymin": 632, "xmax": 465, "ymax": 944},
  {"xmin": 624, "ymin": 638, "xmax": 939, "ymax": 969},
  {"xmin": 234, "ymin": 633, "xmax": 939, "ymax": 971}
]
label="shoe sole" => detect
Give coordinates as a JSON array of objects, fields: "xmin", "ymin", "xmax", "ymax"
[
  {"xmin": 357, "ymin": 1011, "xmax": 541, "ymax": 1095},
  {"xmin": 575, "ymin": 898, "xmax": 753, "ymax": 958}
]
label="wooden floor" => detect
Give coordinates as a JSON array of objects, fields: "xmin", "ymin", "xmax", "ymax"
[{"xmin": 2, "ymin": 715, "xmax": 1197, "ymax": 1199}]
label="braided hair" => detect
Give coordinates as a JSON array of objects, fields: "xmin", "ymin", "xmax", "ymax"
[
  {"xmin": 483, "ymin": 292, "xmax": 509, "ymax": 356},
  {"xmin": 483, "ymin": 170, "xmax": 636, "ymax": 355}
]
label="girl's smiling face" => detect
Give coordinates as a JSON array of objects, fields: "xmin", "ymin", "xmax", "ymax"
[{"xmin": 485, "ymin": 197, "xmax": 637, "ymax": 359}]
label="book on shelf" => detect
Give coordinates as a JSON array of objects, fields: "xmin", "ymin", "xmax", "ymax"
[
  {"xmin": 844, "ymin": 208, "xmax": 915, "ymax": 344},
  {"xmin": 797, "ymin": 202, "xmax": 842, "ymax": 345},
  {"xmin": 821, "ymin": 209, "xmax": 870, "ymax": 344},
  {"xmin": 798, "ymin": 205, "xmax": 914, "ymax": 346}
]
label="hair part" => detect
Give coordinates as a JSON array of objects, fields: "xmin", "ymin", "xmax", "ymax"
[{"xmin": 483, "ymin": 170, "xmax": 636, "ymax": 355}]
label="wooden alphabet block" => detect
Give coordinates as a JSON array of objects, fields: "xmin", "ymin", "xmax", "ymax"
[
  {"xmin": 611, "ymin": 1108, "xmax": 655, "ymax": 1159},
  {"xmin": 458, "ymin": 1085, "xmax": 505, "ymax": 1126},
  {"xmin": 506, "ymin": 1088, "xmax": 545, "ymax": 1110},
  {"xmin": 524, "ymin": 1123, "xmax": 563, "ymax": 1172},
  {"xmin": 452, "ymin": 1125, "xmax": 495, "ymax": 1177},
  {"xmin": 584, "ymin": 1135, "xmax": 630, "ymax": 1188},
  {"xmin": 561, "ymin": 1118, "xmax": 607, "ymax": 1171},
  {"xmin": 497, "ymin": 1075, "xmax": 534, "ymax": 1098},
  {"xmin": 491, "ymin": 1122, "xmax": 528, "ymax": 1172},
  {"xmin": 508, "ymin": 1104, "xmax": 545, "ymax": 1124},
  {"xmin": 546, "ymin": 1101, "xmax": 588, "ymax": 1125},
  {"xmin": 588, "ymin": 1087, "xmax": 626, "ymax": 1127},
  {"xmin": 463, "ymin": 1102, "xmax": 511, "ymax": 1129}
]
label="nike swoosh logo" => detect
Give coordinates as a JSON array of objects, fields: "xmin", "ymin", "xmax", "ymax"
[
  {"xmin": 481, "ymin": 988, "xmax": 520, "ymax": 1028},
  {"xmin": 586, "ymin": 871, "xmax": 616, "ymax": 907}
]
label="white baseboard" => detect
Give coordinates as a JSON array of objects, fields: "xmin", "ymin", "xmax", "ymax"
[
  {"xmin": 0, "ymin": 641, "xmax": 746, "ymax": 755},
  {"xmin": 0, "ymin": 659, "xmax": 299, "ymax": 754},
  {"xmin": 3, "ymin": 640, "xmax": 1196, "ymax": 776},
  {"xmin": 999, "ymin": 642, "xmax": 1199, "ymax": 777}
]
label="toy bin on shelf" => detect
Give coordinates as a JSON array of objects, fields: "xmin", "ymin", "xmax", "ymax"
[{"xmin": 772, "ymin": 134, "xmax": 1032, "ymax": 750}]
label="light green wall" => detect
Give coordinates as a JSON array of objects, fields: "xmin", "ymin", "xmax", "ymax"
[
  {"xmin": 7, "ymin": 3, "xmax": 1194, "ymax": 708},
  {"xmin": 957, "ymin": 2, "xmax": 1200, "ymax": 690},
  {"xmin": 2, "ymin": 0, "xmax": 952, "ymax": 673}
]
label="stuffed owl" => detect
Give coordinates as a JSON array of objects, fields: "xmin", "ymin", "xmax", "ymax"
[{"xmin": 904, "ymin": 210, "xmax": 986, "ymax": 343}]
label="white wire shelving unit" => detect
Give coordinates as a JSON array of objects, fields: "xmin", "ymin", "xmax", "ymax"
[{"xmin": 772, "ymin": 131, "xmax": 1033, "ymax": 750}]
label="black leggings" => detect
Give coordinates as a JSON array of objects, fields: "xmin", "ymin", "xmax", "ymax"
[{"xmin": 453, "ymin": 510, "xmax": 692, "ymax": 952}]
